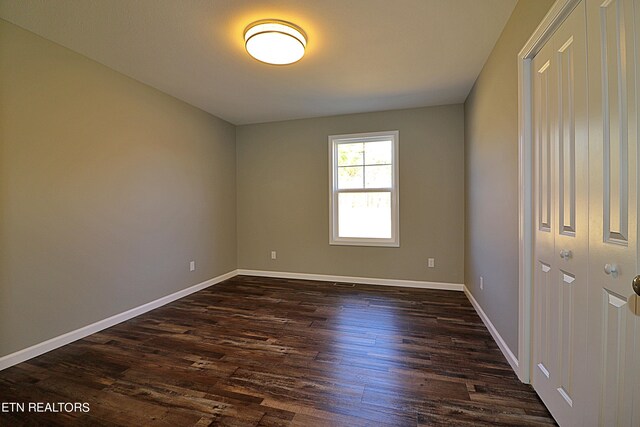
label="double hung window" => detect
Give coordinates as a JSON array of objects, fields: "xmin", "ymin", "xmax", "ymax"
[{"xmin": 328, "ymin": 131, "xmax": 399, "ymax": 247}]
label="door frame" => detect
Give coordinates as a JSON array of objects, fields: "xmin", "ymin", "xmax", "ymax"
[{"xmin": 517, "ymin": 0, "xmax": 582, "ymax": 383}]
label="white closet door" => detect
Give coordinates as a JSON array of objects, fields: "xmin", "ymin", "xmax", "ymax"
[
  {"xmin": 585, "ymin": 0, "xmax": 639, "ymax": 425},
  {"xmin": 532, "ymin": 3, "xmax": 590, "ymax": 426}
]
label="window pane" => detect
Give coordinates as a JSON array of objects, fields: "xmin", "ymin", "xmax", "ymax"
[
  {"xmin": 337, "ymin": 142, "xmax": 364, "ymax": 166},
  {"xmin": 364, "ymin": 140, "xmax": 392, "ymax": 165},
  {"xmin": 365, "ymin": 165, "xmax": 392, "ymax": 188},
  {"xmin": 338, "ymin": 166, "xmax": 364, "ymax": 189},
  {"xmin": 338, "ymin": 192, "xmax": 391, "ymax": 238}
]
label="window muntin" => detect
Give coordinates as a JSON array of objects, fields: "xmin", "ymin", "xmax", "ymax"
[{"xmin": 329, "ymin": 131, "xmax": 399, "ymax": 246}]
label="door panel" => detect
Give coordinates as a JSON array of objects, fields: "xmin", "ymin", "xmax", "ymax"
[
  {"xmin": 552, "ymin": 9, "xmax": 590, "ymax": 421},
  {"xmin": 532, "ymin": 3, "xmax": 589, "ymax": 426},
  {"xmin": 586, "ymin": 0, "xmax": 639, "ymax": 425},
  {"xmin": 537, "ymin": 55, "xmax": 554, "ymax": 234},
  {"xmin": 558, "ymin": 37, "xmax": 577, "ymax": 236},
  {"xmin": 535, "ymin": 261, "xmax": 553, "ymax": 379},
  {"xmin": 600, "ymin": 0, "xmax": 631, "ymax": 243},
  {"xmin": 599, "ymin": 290, "xmax": 635, "ymax": 426},
  {"xmin": 533, "ymin": 37, "xmax": 556, "ymax": 388},
  {"xmin": 558, "ymin": 270, "xmax": 576, "ymax": 407}
]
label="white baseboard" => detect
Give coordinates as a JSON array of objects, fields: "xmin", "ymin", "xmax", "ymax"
[
  {"xmin": 463, "ymin": 286, "xmax": 519, "ymax": 375},
  {"xmin": 237, "ymin": 269, "xmax": 464, "ymax": 291},
  {"xmin": 0, "ymin": 269, "xmax": 238, "ymax": 372}
]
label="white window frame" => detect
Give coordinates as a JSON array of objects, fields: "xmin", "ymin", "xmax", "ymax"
[{"xmin": 328, "ymin": 130, "xmax": 400, "ymax": 247}]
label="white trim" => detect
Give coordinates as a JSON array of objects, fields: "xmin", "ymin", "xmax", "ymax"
[
  {"xmin": 517, "ymin": 0, "xmax": 581, "ymax": 383},
  {"xmin": 328, "ymin": 130, "xmax": 400, "ymax": 248},
  {"xmin": 0, "ymin": 270, "xmax": 238, "ymax": 371},
  {"xmin": 464, "ymin": 286, "xmax": 519, "ymax": 375},
  {"xmin": 237, "ymin": 269, "xmax": 463, "ymax": 291},
  {"xmin": 517, "ymin": 47, "xmax": 533, "ymax": 384}
]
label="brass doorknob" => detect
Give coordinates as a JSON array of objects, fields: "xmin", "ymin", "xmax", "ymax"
[{"xmin": 633, "ymin": 275, "xmax": 640, "ymax": 296}]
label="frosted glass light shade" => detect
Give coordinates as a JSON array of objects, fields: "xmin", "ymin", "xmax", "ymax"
[{"xmin": 244, "ymin": 20, "xmax": 306, "ymax": 65}]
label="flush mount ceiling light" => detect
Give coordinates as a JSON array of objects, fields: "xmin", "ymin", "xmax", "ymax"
[{"xmin": 244, "ymin": 19, "xmax": 307, "ymax": 65}]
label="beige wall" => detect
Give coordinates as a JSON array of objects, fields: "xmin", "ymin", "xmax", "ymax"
[
  {"xmin": 237, "ymin": 105, "xmax": 464, "ymax": 283},
  {"xmin": 464, "ymin": 0, "xmax": 554, "ymax": 356},
  {"xmin": 0, "ymin": 20, "xmax": 237, "ymax": 357}
]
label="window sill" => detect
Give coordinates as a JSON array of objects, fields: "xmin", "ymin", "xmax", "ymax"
[{"xmin": 329, "ymin": 239, "xmax": 400, "ymax": 248}]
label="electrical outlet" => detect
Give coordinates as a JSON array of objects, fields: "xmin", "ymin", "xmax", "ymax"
[
  {"xmin": 428, "ymin": 258, "xmax": 435, "ymax": 268},
  {"xmin": 190, "ymin": 261, "xmax": 195, "ymax": 272},
  {"xmin": 480, "ymin": 276, "xmax": 484, "ymax": 290},
  {"xmin": 271, "ymin": 251, "xmax": 277, "ymax": 260}
]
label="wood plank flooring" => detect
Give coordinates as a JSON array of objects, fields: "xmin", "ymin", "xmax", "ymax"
[{"xmin": 0, "ymin": 275, "xmax": 556, "ymax": 426}]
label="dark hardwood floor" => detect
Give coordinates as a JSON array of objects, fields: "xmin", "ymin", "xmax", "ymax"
[{"xmin": 0, "ymin": 275, "xmax": 556, "ymax": 426}]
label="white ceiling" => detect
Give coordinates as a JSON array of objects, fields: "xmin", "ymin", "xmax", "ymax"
[{"xmin": 0, "ymin": 0, "xmax": 517, "ymax": 125}]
